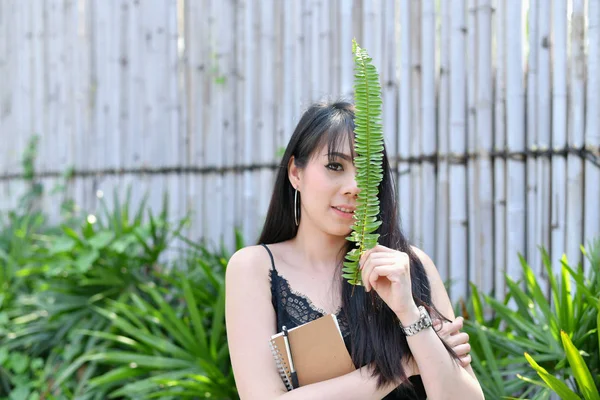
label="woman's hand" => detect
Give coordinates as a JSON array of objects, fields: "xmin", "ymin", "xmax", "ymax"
[
  {"xmin": 359, "ymin": 245, "xmax": 418, "ymax": 323},
  {"xmin": 434, "ymin": 316, "xmax": 472, "ymax": 368},
  {"xmin": 409, "ymin": 317, "xmax": 472, "ymax": 376},
  {"xmin": 359, "ymin": 246, "xmax": 472, "ymax": 367}
]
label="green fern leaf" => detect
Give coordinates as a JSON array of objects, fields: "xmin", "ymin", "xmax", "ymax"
[{"xmin": 343, "ymin": 39, "xmax": 385, "ymax": 286}]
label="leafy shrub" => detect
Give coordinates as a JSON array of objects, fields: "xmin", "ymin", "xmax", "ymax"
[{"xmin": 461, "ymin": 240, "xmax": 600, "ymax": 399}]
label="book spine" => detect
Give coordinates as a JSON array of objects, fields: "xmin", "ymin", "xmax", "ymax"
[{"xmin": 269, "ymin": 339, "xmax": 294, "ymax": 391}]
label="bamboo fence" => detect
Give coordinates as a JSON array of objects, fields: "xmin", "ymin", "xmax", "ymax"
[{"xmin": 1, "ymin": 0, "xmax": 599, "ymax": 302}]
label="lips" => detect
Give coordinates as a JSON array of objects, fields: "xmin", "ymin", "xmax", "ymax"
[
  {"xmin": 331, "ymin": 206, "xmax": 355, "ymax": 220},
  {"xmin": 332, "ymin": 206, "xmax": 356, "ymax": 214}
]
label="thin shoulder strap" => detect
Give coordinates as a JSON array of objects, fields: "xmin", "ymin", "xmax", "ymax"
[{"xmin": 260, "ymin": 243, "xmax": 277, "ymax": 271}]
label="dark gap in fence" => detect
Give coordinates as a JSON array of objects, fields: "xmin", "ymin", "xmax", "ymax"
[{"xmin": 1, "ymin": 145, "xmax": 599, "ymax": 181}]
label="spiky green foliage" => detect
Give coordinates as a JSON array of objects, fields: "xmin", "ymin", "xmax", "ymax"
[{"xmin": 342, "ymin": 39, "xmax": 384, "ymax": 286}]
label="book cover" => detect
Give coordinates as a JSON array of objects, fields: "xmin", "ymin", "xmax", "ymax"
[{"xmin": 269, "ymin": 313, "xmax": 355, "ymax": 389}]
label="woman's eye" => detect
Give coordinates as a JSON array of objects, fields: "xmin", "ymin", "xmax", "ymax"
[{"xmin": 326, "ymin": 163, "xmax": 343, "ymax": 171}]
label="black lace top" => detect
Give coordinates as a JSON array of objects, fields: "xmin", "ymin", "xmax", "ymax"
[{"xmin": 263, "ymin": 244, "xmax": 427, "ymax": 399}]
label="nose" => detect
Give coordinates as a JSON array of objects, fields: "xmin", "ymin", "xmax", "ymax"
[{"xmin": 344, "ymin": 175, "xmax": 360, "ymax": 198}]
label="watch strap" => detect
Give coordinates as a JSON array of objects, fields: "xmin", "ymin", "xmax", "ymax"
[{"xmin": 401, "ymin": 305, "xmax": 432, "ymax": 336}]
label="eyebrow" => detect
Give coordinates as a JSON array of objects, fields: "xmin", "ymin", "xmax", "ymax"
[{"xmin": 326, "ymin": 152, "xmax": 353, "ymax": 162}]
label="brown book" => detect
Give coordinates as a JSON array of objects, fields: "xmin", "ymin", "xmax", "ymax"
[{"xmin": 269, "ymin": 314, "xmax": 356, "ymax": 390}]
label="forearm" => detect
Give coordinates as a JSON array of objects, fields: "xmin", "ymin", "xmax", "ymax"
[
  {"xmin": 274, "ymin": 364, "xmax": 397, "ymax": 400},
  {"xmin": 402, "ymin": 308, "xmax": 483, "ymax": 400}
]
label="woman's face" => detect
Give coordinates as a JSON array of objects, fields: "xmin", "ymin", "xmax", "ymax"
[{"xmin": 292, "ymin": 139, "xmax": 360, "ymax": 237}]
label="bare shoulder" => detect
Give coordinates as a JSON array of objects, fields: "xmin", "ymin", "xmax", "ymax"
[
  {"xmin": 410, "ymin": 245, "xmax": 440, "ymax": 285},
  {"xmin": 226, "ymin": 245, "xmax": 273, "ymax": 277},
  {"xmin": 410, "ymin": 245, "xmax": 455, "ymax": 319},
  {"xmin": 225, "ymin": 244, "xmax": 274, "ymax": 318},
  {"xmin": 225, "ymin": 244, "xmax": 288, "ymax": 397}
]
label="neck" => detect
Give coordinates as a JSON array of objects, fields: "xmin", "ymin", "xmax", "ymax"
[{"xmin": 290, "ymin": 219, "xmax": 347, "ymax": 271}]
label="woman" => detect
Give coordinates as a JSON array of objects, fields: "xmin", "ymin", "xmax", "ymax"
[{"xmin": 226, "ymin": 101, "xmax": 483, "ymax": 399}]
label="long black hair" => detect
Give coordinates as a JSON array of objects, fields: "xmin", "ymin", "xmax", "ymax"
[{"xmin": 258, "ymin": 101, "xmax": 457, "ymax": 390}]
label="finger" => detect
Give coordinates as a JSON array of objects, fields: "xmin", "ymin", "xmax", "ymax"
[
  {"xmin": 361, "ymin": 254, "xmax": 395, "ymax": 291},
  {"xmin": 451, "ymin": 316, "xmax": 464, "ymax": 333},
  {"xmin": 433, "ymin": 318, "xmax": 451, "ymax": 337},
  {"xmin": 438, "ymin": 317, "xmax": 463, "ymax": 338},
  {"xmin": 360, "ymin": 254, "xmax": 377, "ymax": 291},
  {"xmin": 368, "ymin": 265, "xmax": 405, "ymax": 291},
  {"xmin": 445, "ymin": 332, "xmax": 469, "ymax": 347},
  {"xmin": 359, "ymin": 248, "xmax": 383, "ymax": 271},
  {"xmin": 459, "ymin": 355, "xmax": 472, "ymax": 368},
  {"xmin": 373, "ymin": 244, "xmax": 395, "ymax": 253},
  {"xmin": 451, "ymin": 343, "xmax": 471, "ymax": 358}
]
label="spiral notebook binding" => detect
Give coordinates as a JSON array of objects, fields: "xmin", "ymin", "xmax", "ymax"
[{"xmin": 269, "ymin": 338, "xmax": 294, "ymax": 391}]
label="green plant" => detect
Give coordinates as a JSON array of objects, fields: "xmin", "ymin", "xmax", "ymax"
[
  {"xmin": 343, "ymin": 39, "xmax": 385, "ymax": 286},
  {"xmin": 54, "ymin": 251, "xmax": 237, "ymax": 399},
  {"xmin": 1, "ymin": 187, "xmax": 192, "ymax": 398},
  {"xmin": 461, "ymin": 240, "xmax": 600, "ymax": 398},
  {"xmin": 2, "ymin": 138, "xmax": 240, "ymax": 397},
  {"xmin": 0, "ymin": 347, "xmax": 43, "ymax": 400},
  {"xmin": 525, "ymin": 329, "xmax": 600, "ymax": 400}
]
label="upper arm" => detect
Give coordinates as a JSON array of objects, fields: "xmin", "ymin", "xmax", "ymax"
[
  {"xmin": 411, "ymin": 246, "xmax": 478, "ymax": 378},
  {"xmin": 225, "ymin": 246, "xmax": 288, "ymax": 399},
  {"xmin": 411, "ymin": 246, "xmax": 455, "ymax": 320}
]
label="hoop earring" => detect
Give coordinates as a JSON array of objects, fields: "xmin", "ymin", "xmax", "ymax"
[{"xmin": 294, "ymin": 188, "xmax": 300, "ymax": 226}]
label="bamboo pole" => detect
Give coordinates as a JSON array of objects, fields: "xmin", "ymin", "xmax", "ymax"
[
  {"xmin": 448, "ymin": 0, "xmax": 468, "ymax": 302},
  {"xmin": 91, "ymin": 0, "xmax": 118, "ymax": 177},
  {"xmin": 551, "ymin": 0, "xmax": 568, "ymax": 271},
  {"xmin": 3, "ymin": 1, "xmax": 22, "ymax": 213},
  {"xmin": 298, "ymin": 0, "xmax": 310, "ymax": 104},
  {"xmin": 184, "ymin": 0, "xmax": 205, "ymax": 243},
  {"xmin": 166, "ymin": 0, "xmax": 183, "ymax": 259},
  {"xmin": 436, "ymin": 0, "xmax": 451, "ymax": 282},
  {"xmin": 309, "ymin": 0, "xmax": 321, "ymax": 100},
  {"xmin": 117, "ymin": 0, "xmax": 133, "ymax": 228},
  {"xmin": 45, "ymin": 0, "xmax": 68, "ymax": 223},
  {"xmin": 566, "ymin": 0, "xmax": 586, "ymax": 266},
  {"xmin": 232, "ymin": 0, "xmax": 244, "ymax": 241},
  {"xmin": 31, "ymin": 1, "xmax": 43, "ymax": 179},
  {"xmin": 465, "ymin": 0, "xmax": 478, "ymax": 301},
  {"xmin": 141, "ymin": 1, "xmax": 173, "ymax": 235},
  {"xmin": 506, "ymin": 0, "xmax": 526, "ymax": 283},
  {"xmin": 421, "ymin": 0, "xmax": 436, "ymax": 259},
  {"xmin": 205, "ymin": 0, "xmax": 225, "ymax": 245},
  {"xmin": 282, "ymin": 0, "xmax": 298, "ymax": 151},
  {"xmin": 339, "ymin": 0, "xmax": 353, "ymax": 97},
  {"xmin": 73, "ymin": 0, "xmax": 92, "ymax": 214},
  {"xmin": 320, "ymin": 0, "xmax": 331, "ymax": 95},
  {"xmin": 258, "ymin": 0, "xmax": 276, "ymax": 242},
  {"xmin": 398, "ymin": 0, "xmax": 412, "ymax": 238},
  {"xmin": 526, "ymin": 0, "xmax": 540, "ymax": 275},
  {"xmin": 59, "ymin": 0, "xmax": 77, "ymax": 206},
  {"xmin": 584, "ymin": 0, "xmax": 600, "ymax": 270},
  {"xmin": 382, "ymin": 0, "xmax": 397, "ymax": 174},
  {"xmin": 536, "ymin": 0, "xmax": 551, "ymax": 295},
  {"xmin": 494, "ymin": 0, "xmax": 507, "ymax": 298},
  {"xmin": 28, "ymin": 0, "xmax": 41, "ymax": 183},
  {"xmin": 474, "ymin": 0, "xmax": 494, "ymax": 298},
  {"xmin": 20, "ymin": 0, "xmax": 35, "ymax": 179},
  {"xmin": 5, "ymin": 2, "xmax": 21, "ymax": 175},
  {"xmin": 0, "ymin": 1, "xmax": 10, "ymax": 179},
  {"xmin": 242, "ymin": 0, "xmax": 258, "ymax": 242},
  {"xmin": 410, "ymin": 0, "xmax": 422, "ymax": 247},
  {"xmin": 220, "ymin": 0, "xmax": 236, "ymax": 250}
]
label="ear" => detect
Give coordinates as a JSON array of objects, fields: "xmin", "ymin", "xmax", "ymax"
[{"xmin": 288, "ymin": 156, "xmax": 302, "ymax": 190}]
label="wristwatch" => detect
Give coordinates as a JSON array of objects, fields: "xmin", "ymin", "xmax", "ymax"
[{"xmin": 400, "ymin": 305, "xmax": 432, "ymax": 336}]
